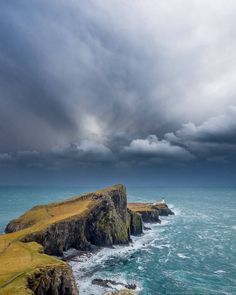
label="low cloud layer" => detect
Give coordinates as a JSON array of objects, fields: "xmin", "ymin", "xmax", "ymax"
[
  {"xmin": 1, "ymin": 106, "xmax": 236, "ymax": 170},
  {"xmin": 165, "ymin": 106, "xmax": 236, "ymax": 160},
  {"xmin": 0, "ymin": 1, "xmax": 236, "ymax": 184},
  {"xmin": 123, "ymin": 135, "xmax": 194, "ymax": 162}
]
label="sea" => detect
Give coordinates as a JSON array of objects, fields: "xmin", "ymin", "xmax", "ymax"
[{"xmin": 0, "ymin": 186, "xmax": 235, "ymax": 295}]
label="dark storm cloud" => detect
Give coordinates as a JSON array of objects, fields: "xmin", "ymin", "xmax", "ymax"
[
  {"xmin": 166, "ymin": 106, "xmax": 236, "ymax": 145},
  {"xmin": 2, "ymin": 105, "xmax": 236, "ymax": 168},
  {"xmin": 51, "ymin": 141, "xmax": 114, "ymax": 164},
  {"xmin": 122, "ymin": 135, "xmax": 194, "ymax": 163},
  {"xmin": 0, "ymin": 0, "xmax": 236, "ymax": 176},
  {"xmin": 0, "ymin": 5, "xmax": 82, "ymax": 153},
  {"xmin": 119, "ymin": 106, "xmax": 236, "ymax": 165},
  {"xmin": 162, "ymin": 106, "xmax": 236, "ymax": 163},
  {"xmin": 0, "ymin": 0, "xmax": 166, "ymax": 151}
]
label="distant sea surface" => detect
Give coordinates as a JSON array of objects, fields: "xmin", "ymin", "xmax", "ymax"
[{"xmin": 0, "ymin": 186, "xmax": 236, "ymax": 295}]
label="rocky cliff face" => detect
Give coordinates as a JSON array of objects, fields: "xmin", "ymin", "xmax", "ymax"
[
  {"xmin": 153, "ymin": 203, "xmax": 174, "ymax": 216},
  {"xmin": 27, "ymin": 264, "xmax": 78, "ymax": 295},
  {"xmin": 128, "ymin": 202, "xmax": 174, "ymax": 223},
  {"xmin": 127, "ymin": 209, "xmax": 143, "ymax": 235},
  {"xmin": 104, "ymin": 290, "xmax": 136, "ymax": 295},
  {"xmin": 138, "ymin": 210, "xmax": 161, "ymax": 223}
]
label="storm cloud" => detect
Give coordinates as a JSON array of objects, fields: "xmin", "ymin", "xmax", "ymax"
[{"xmin": 0, "ymin": 0, "xmax": 236, "ymax": 184}]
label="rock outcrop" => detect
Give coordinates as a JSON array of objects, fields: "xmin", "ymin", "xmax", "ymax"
[
  {"xmin": 128, "ymin": 202, "xmax": 174, "ymax": 223},
  {"xmin": 104, "ymin": 290, "xmax": 136, "ymax": 295},
  {"xmin": 127, "ymin": 209, "xmax": 143, "ymax": 235},
  {"xmin": 27, "ymin": 264, "xmax": 78, "ymax": 295},
  {"xmin": 92, "ymin": 278, "xmax": 136, "ymax": 290},
  {"xmin": 153, "ymin": 203, "xmax": 175, "ymax": 216}
]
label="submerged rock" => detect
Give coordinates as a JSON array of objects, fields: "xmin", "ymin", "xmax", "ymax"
[
  {"xmin": 92, "ymin": 278, "xmax": 136, "ymax": 290},
  {"xmin": 103, "ymin": 290, "xmax": 136, "ymax": 295}
]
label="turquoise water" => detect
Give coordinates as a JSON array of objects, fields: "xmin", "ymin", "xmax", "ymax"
[{"xmin": 0, "ymin": 186, "xmax": 236, "ymax": 294}]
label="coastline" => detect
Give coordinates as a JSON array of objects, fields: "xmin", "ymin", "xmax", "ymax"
[
  {"xmin": 0, "ymin": 184, "xmax": 174, "ymax": 295},
  {"xmin": 0, "ymin": 186, "xmax": 235, "ymax": 295}
]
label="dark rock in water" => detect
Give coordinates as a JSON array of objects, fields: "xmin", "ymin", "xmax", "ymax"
[
  {"xmin": 144, "ymin": 226, "xmax": 151, "ymax": 231},
  {"xmin": 152, "ymin": 203, "xmax": 175, "ymax": 216},
  {"xmin": 92, "ymin": 278, "xmax": 136, "ymax": 290},
  {"xmin": 104, "ymin": 291, "xmax": 136, "ymax": 295},
  {"xmin": 139, "ymin": 210, "xmax": 161, "ymax": 223}
]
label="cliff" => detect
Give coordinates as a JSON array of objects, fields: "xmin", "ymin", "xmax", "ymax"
[
  {"xmin": 127, "ymin": 209, "xmax": 143, "ymax": 235},
  {"xmin": 1, "ymin": 184, "xmax": 142, "ymax": 295},
  {"xmin": 128, "ymin": 202, "xmax": 174, "ymax": 223},
  {"xmin": 152, "ymin": 203, "xmax": 175, "ymax": 216}
]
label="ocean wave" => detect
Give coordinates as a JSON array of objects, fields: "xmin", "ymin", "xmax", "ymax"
[
  {"xmin": 177, "ymin": 253, "xmax": 190, "ymax": 259},
  {"xmin": 214, "ymin": 270, "xmax": 226, "ymax": 274}
]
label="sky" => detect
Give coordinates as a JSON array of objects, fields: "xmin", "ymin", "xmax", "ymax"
[{"xmin": 0, "ymin": 0, "xmax": 236, "ymax": 186}]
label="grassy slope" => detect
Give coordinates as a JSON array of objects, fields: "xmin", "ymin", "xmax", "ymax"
[{"xmin": 128, "ymin": 203, "xmax": 155, "ymax": 212}]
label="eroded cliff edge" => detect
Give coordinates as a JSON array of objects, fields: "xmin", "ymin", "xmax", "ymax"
[{"xmin": 0, "ymin": 184, "xmax": 143, "ymax": 295}]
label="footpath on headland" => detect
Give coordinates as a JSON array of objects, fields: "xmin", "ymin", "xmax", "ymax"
[{"xmin": 0, "ymin": 184, "xmax": 174, "ymax": 295}]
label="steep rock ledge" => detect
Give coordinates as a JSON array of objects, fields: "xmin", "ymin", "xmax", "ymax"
[
  {"xmin": 128, "ymin": 202, "xmax": 174, "ymax": 223},
  {"xmin": 153, "ymin": 203, "xmax": 175, "ymax": 216},
  {"xmin": 127, "ymin": 209, "xmax": 143, "ymax": 235}
]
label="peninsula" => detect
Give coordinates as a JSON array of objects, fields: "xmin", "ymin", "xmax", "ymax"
[{"xmin": 0, "ymin": 184, "xmax": 174, "ymax": 295}]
